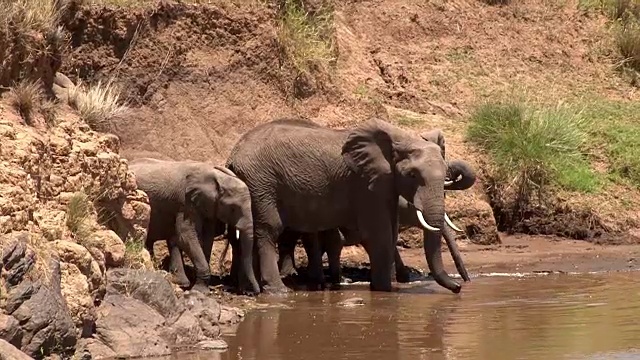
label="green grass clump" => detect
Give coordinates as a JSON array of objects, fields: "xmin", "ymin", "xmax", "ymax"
[
  {"xmin": 276, "ymin": 0, "xmax": 336, "ymax": 75},
  {"xmin": 467, "ymin": 100, "xmax": 598, "ymax": 208},
  {"xmin": 576, "ymin": 99, "xmax": 640, "ymax": 187}
]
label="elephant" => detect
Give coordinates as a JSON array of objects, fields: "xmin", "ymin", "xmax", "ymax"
[
  {"xmin": 275, "ymin": 128, "xmax": 476, "ymax": 290},
  {"xmin": 128, "ymin": 158, "xmax": 260, "ymax": 294},
  {"xmin": 225, "ymin": 117, "xmax": 464, "ymax": 294}
]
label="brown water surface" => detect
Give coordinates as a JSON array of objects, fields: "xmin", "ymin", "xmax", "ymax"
[{"xmin": 165, "ymin": 272, "xmax": 640, "ymax": 360}]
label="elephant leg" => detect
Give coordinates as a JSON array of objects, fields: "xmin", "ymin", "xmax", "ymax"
[
  {"xmin": 394, "ymin": 248, "xmax": 412, "ymax": 283},
  {"xmin": 301, "ymin": 232, "xmax": 325, "ymax": 291},
  {"xmin": 322, "ymin": 229, "xmax": 343, "ymax": 290},
  {"xmin": 359, "ymin": 212, "xmax": 394, "ymax": 292},
  {"xmin": 201, "ymin": 223, "xmax": 216, "ymax": 270},
  {"xmin": 278, "ymin": 230, "xmax": 300, "ymax": 278},
  {"xmin": 254, "ymin": 208, "xmax": 290, "ymax": 294},
  {"xmin": 167, "ymin": 236, "xmax": 190, "ymax": 288},
  {"xmin": 228, "ymin": 226, "xmax": 241, "ymax": 288},
  {"xmin": 175, "ymin": 212, "xmax": 211, "ymax": 293}
]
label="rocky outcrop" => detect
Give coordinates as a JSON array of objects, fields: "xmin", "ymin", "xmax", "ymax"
[
  {"xmin": 76, "ymin": 269, "xmax": 243, "ymax": 359},
  {"xmin": 1, "ymin": 233, "xmax": 77, "ymax": 358},
  {"xmin": 0, "ymin": 339, "xmax": 34, "ymax": 360}
]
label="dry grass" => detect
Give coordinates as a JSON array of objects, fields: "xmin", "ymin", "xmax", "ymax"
[
  {"xmin": 66, "ymin": 191, "xmax": 98, "ymax": 248},
  {"xmin": 276, "ymin": 0, "xmax": 337, "ymax": 75},
  {"xmin": 123, "ymin": 236, "xmax": 150, "ymax": 269},
  {"xmin": 40, "ymin": 99, "xmax": 59, "ymax": 127},
  {"xmin": 7, "ymin": 79, "xmax": 44, "ymax": 125},
  {"xmin": 0, "ymin": 0, "xmax": 66, "ymax": 34},
  {"xmin": 67, "ymin": 79, "xmax": 128, "ymax": 132}
]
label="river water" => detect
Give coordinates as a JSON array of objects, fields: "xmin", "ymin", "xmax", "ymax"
[{"xmin": 165, "ymin": 271, "xmax": 640, "ymax": 360}]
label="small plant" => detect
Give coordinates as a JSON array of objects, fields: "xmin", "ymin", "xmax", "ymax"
[
  {"xmin": 277, "ymin": 0, "xmax": 337, "ymax": 75},
  {"xmin": 124, "ymin": 236, "xmax": 149, "ymax": 269},
  {"xmin": 467, "ymin": 100, "xmax": 597, "ymax": 212},
  {"xmin": 616, "ymin": 19, "xmax": 640, "ymax": 71},
  {"xmin": 8, "ymin": 79, "xmax": 43, "ymax": 125},
  {"xmin": 67, "ymin": 79, "xmax": 127, "ymax": 132},
  {"xmin": 66, "ymin": 191, "xmax": 96, "ymax": 247}
]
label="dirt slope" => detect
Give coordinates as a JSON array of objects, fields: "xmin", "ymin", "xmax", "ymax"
[{"xmin": 58, "ymin": 0, "xmax": 640, "ymax": 246}]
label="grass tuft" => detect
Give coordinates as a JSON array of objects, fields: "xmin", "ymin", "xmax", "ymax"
[
  {"xmin": 66, "ymin": 191, "xmax": 97, "ymax": 247},
  {"xmin": 67, "ymin": 79, "xmax": 128, "ymax": 132},
  {"xmin": 124, "ymin": 236, "xmax": 150, "ymax": 269},
  {"xmin": 276, "ymin": 0, "xmax": 337, "ymax": 75},
  {"xmin": 616, "ymin": 18, "xmax": 640, "ymax": 71},
  {"xmin": 467, "ymin": 100, "xmax": 598, "ymax": 211},
  {"xmin": 8, "ymin": 79, "xmax": 43, "ymax": 125},
  {"xmin": 1, "ymin": 0, "xmax": 66, "ymax": 34}
]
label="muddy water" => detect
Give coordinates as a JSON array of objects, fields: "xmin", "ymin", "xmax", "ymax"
[{"xmin": 175, "ymin": 272, "xmax": 640, "ymax": 360}]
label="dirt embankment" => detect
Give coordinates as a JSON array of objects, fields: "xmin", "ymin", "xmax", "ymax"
[{"xmin": 58, "ymin": 0, "xmax": 640, "ymax": 249}]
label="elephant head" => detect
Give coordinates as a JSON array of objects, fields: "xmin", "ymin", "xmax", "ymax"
[
  {"xmin": 184, "ymin": 165, "xmax": 260, "ymax": 294},
  {"xmin": 341, "ymin": 118, "xmax": 461, "ymax": 293},
  {"xmin": 420, "ymin": 129, "xmax": 476, "ymax": 192}
]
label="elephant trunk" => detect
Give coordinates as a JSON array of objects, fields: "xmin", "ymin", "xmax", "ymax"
[
  {"xmin": 417, "ymin": 187, "xmax": 462, "ymax": 294},
  {"xmin": 236, "ymin": 220, "xmax": 261, "ymax": 294},
  {"xmin": 444, "ymin": 159, "xmax": 476, "ymax": 191}
]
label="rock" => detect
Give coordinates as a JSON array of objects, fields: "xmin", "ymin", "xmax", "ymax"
[
  {"xmin": 163, "ymin": 310, "xmax": 205, "ymax": 346},
  {"xmin": 73, "ymin": 338, "xmax": 116, "ymax": 360},
  {"xmin": 0, "ymin": 339, "xmax": 34, "ymax": 360},
  {"xmin": 337, "ymin": 297, "xmax": 365, "ymax": 307},
  {"xmin": 4, "ymin": 257, "xmax": 77, "ymax": 357},
  {"xmin": 59, "ymin": 262, "xmax": 96, "ymax": 337},
  {"xmin": 197, "ymin": 339, "xmax": 228, "ymax": 350},
  {"xmin": 106, "ymin": 268, "xmax": 182, "ymax": 322},
  {"xmin": 1, "ymin": 233, "xmax": 36, "ymax": 287},
  {"xmin": 53, "ymin": 72, "xmax": 75, "ymax": 89},
  {"xmin": 0, "ymin": 314, "xmax": 23, "ymax": 347},
  {"xmin": 182, "ymin": 290, "xmax": 222, "ymax": 339},
  {"xmin": 89, "ymin": 230, "xmax": 125, "ymax": 268},
  {"xmin": 219, "ymin": 306, "xmax": 244, "ymax": 325},
  {"xmin": 51, "ymin": 240, "xmax": 104, "ymax": 298},
  {"xmin": 94, "ymin": 294, "xmax": 171, "ymax": 358}
]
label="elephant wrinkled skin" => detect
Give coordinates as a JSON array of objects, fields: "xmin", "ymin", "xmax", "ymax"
[
  {"xmin": 129, "ymin": 158, "xmax": 260, "ymax": 294},
  {"xmin": 225, "ymin": 118, "xmax": 462, "ymax": 294},
  {"xmin": 276, "ymin": 128, "xmax": 476, "ymax": 290}
]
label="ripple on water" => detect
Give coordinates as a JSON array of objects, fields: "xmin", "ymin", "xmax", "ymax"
[{"xmin": 185, "ymin": 271, "xmax": 640, "ymax": 360}]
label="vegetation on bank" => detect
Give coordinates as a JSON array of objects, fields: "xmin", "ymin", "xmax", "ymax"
[
  {"xmin": 466, "ymin": 95, "xmax": 640, "ymax": 217},
  {"xmin": 276, "ymin": 0, "xmax": 337, "ymax": 76}
]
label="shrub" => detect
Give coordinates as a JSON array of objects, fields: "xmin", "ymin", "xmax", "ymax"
[
  {"xmin": 67, "ymin": 79, "xmax": 127, "ymax": 132},
  {"xmin": 7, "ymin": 79, "xmax": 43, "ymax": 125},
  {"xmin": 616, "ymin": 18, "xmax": 640, "ymax": 71},
  {"xmin": 276, "ymin": 0, "xmax": 336, "ymax": 75},
  {"xmin": 467, "ymin": 100, "xmax": 597, "ymax": 210}
]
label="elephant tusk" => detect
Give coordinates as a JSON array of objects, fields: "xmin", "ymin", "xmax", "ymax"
[
  {"xmin": 444, "ymin": 213, "xmax": 464, "ymax": 232},
  {"xmin": 416, "ymin": 210, "xmax": 440, "ymax": 232},
  {"xmin": 444, "ymin": 180, "xmax": 454, "ymax": 186},
  {"xmin": 236, "ymin": 229, "xmax": 240, "ymax": 239}
]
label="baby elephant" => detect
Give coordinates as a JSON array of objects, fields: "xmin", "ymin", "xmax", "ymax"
[{"xmin": 129, "ymin": 158, "xmax": 260, "ymax": 294}]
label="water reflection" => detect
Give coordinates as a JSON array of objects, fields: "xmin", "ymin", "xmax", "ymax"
[{"xmin": 174, "ymin": 272, "xmax": 640, "ymax": 360}]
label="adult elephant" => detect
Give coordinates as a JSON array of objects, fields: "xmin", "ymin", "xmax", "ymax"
[
  {"xmin": 276, "ymin": 129, "xmax": 476, "ymax": 289},
  {"xmin": 129, "ymin": 158, "xmax": 260, "ymax": 294},
  {"xmin": 225, "ymin": 117, "xmax": 463, "ymax": 294}
]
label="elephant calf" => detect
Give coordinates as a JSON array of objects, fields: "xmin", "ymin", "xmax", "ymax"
[{"xmin": 129, "ymin": 158, "xmax": 260, "ymax": 294}]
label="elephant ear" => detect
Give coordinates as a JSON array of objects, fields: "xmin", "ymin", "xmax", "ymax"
[
  {"xmin": 184, "ymin": 172, "xmax": 220, "ymax": 218},
  {"xmin": 420, "ymin": 129, "xmax": 446, "ymax": 159},
  {"xmin": 341, "ymin": 118, "xmax": 394, "ymax": 192}
]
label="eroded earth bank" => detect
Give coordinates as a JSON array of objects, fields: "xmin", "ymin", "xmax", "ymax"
[{"xmin": 2, "ymin": 0, "xmax": 640, "ymax": 358}]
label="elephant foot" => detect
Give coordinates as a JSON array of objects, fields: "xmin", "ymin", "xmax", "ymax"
[
  {"xmin": 191, "ymin": 282, "xmax": 211, "ymax": 294},
  {"xmin": 328, "ymin": 282, "xmax": 342, "ymax": 291},
  {"xmin": 395, "ymin": 269, "xmax": 412, "ymax": 284},
  {"xmin": 262, "ymin": 284, "xmax": 293, "ymax": 296},
  {"xmin": 305, "ymin": 281, "xmax": 326, "ymax": 291}
]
